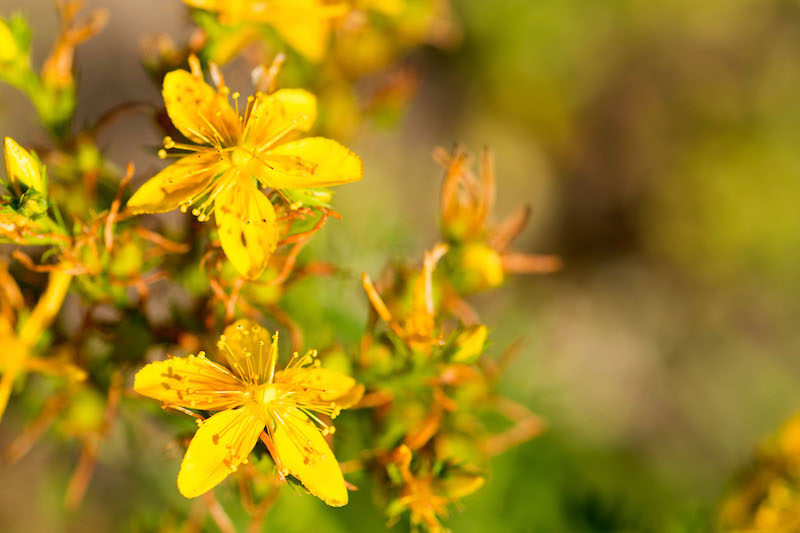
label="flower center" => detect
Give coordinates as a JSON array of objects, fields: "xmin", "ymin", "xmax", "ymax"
[
  {"xmin": 230, "ymin": 146, "xmax": 254, "ymax": 168},
  {"xmin": 255, "ymin": 384, "xmax": 279, "ymax": 406}
]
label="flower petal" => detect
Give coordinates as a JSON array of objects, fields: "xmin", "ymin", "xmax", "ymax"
[
  {"xmin": 218, "ymin": 319, "xmax": 276, "ymax": 385},
  {"xmin": 244, "ymin": 89, "xmax": 317, "ymax": 148},
  {"xmin": 133, "ymin": 353, "xmax": 248, "ymax": 410},
  {"xmin": 163, "ymin": 69, "xmax": 239, "ymax": 146},
  {"xmin": 215, "ymin": 180, "xmax": 279, "ymax": 279},
  {"xmin": 261, "ymin": 137, "xmax": 363, "ymax": 189},
  {"xmin": 270, "ymin": 11, "xmax": 331, "ymax": 63},
  {"xmin": 259, "ymin": 0, "xmax": 347, "ymax": 62},
  {"xmin": 178, "ymin": 404, "xmax": 265, "ymax": 498},
  {"xmin": 127, "ymin": 152, "xmax": 222, "ymax": 214},
  {"xmin": 277, "ymin": 367, "xmax": 359, "ymax": 404},
  {"xmin": 273, "ymin": 407, "xmax": 348, "ymax": 506}
]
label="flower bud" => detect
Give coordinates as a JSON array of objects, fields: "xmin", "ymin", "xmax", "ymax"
[
  {"xmin": 0, "ymin": 19, "xmax": 19, "ymax": 62},
  {"xmin": 450, "ymin": 242, "xmax": 504, "ymax": 292},
  {"xmin": 4, "ymin": 137, "xmax": 46, "ymax": 193}
]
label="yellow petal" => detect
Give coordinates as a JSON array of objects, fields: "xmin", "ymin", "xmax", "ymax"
[
  {"xmin": 4, "ymin": 137, "xmax": 44, "ymax": 192},
  {"xmin": 127, "ymin": 152, "xmax": 222, "ymax": 214},
  {"xmin": 133, "ymin": 353, "xmax": 248, "ymax": 410},
  {"xmin": 244, "ymin": 89, "xmax": 317, "ymax": 148},
  {"xmin": 218, "ymin": 319, "xmax": 276, "ymax": 385},
  {"xmin": 178, "ymin": 404, "xmax": 265, "ymax": 498},
  {"xmin": 277, "ymin": 367, "xmax": 357, "ymax": 403},
  {"xmin": 261, "ymin": 137, "xmax": 363, "ymax": 189},
  {"xmin": 272, "ymin": 406, "xmax": 348, "ymax": 506},
  {"xmin": 261, "ymin": 0, "xmax": 347, "ymax": 62},
  {"xmin": 437, "ymin": 472, "xmax": 485, "ymax": 501},
  {"xmin": 270, "ymin": 12, "xmax": 331, "ymax": 63},
  {"xmin": 215, "ymin": 180, "xmax": 279, "ymax": 279},
  {"xmin": 163, "ymin": 69, "xmax": 239, "ymax": 146}
]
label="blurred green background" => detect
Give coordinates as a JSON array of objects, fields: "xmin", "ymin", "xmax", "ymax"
[{"xmin": 3, "ymin": 0, "xmax": 800, "ymax": 531}]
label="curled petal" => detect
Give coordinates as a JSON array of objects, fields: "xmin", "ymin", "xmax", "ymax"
[
  {"xmin": 261, "ymin": 137, "xmax": 363, "ymax": 189},
  {"xmin": 273, "ymin": 407, "xmax": 348, "ymax": 506},
  {"xmin": 215, "ymin": 180, "xmax": 279, "ymax": 279},
  {"xmin": 133, "ymin": 354, "xmax": 247, "ymax": 411},
  {"xmin": 244, "ymin": 89, "xmax": 317, "ymax": 147},
  {"xmin": 127, "ymin": 153, "xmax": 222, "ymax": 214},
  {"xmin": 163, "ymin": 69, "xmax": 239, "ymax": 146},
  {"xmin": 178, "ymin": 404, "xmax": 265, "ymax": 498}
]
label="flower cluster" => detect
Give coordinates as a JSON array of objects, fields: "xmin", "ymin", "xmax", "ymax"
[{"xmin": 0, "ymin": 1, "xmax": 554, "ymax": 531}]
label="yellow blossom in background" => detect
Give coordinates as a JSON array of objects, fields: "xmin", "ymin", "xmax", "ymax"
[
  {"xmin": 126, "ymin": 57, "xmax": 363, "ymax": 279},
  {"xmin": 719, "ymin": 414, "xmax": 800, "ymax": 532},
  {"xmin": 436, "ymin": 146, "xmax": 561, "ymax": 292},
  {"xmin": 184, "ymin": 0, "xmax": 349, "ymax": 62},
  {"xmin": 134, "ymin": 319, "xmax": 362, "ymax": 504}
]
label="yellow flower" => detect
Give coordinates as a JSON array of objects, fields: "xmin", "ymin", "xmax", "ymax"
[
  {"xmin": 183, "ymin": 0, "xmax": 349, "ymax": 62},
  {"xmin": 134, "ymin": 319, "xmax": 362, "ymax": 504},
  {"xmin": 362, "ymin": 243, "xmax": 448, "ymax": 354},
  {"xmin": 389, "ymin": 445, "xmax": 484, "ymax": 533},
  {"xmin": 436, "ymin": 145, "xmax": 561, "ymax": 291},
  {"xmin": 4, "ymin": 137, "xmax": 45, "ymax": 193},
  {"xmin": 126, "ymin": 57, "xmax": 363, "ymax": 279}
]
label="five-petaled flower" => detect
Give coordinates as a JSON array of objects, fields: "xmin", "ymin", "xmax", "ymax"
[
  {"xmin": 126, "ymin": 56, "xmax": 363, "ymax": 279},
  {"xmin": 134, "ymin": 318, "xmax": 363, "ymax": 504}
]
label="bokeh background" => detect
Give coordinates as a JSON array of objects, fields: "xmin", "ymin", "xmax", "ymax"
[{"xmin": 3, "ymin": 0, "xmax": 800, "ymax": 531}]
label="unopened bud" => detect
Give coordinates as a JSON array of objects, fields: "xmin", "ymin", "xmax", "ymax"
[
  {"xmin": 4, "ymin": 137, "xmax": 45, "ymax": 193},
  {"xmin": 451, "ymin": 242, "xmax": 504, "ymax": 292}
]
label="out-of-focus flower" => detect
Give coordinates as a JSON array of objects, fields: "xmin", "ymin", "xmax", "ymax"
[
  {"xmin": 362, "ymin": 243, "xmax": 448, "ymax": 353},
  {"xmin": 40, "ymin": 1, "xmax": 108, "ymax": 91},
  {"xmin": 134, "ymin": 319, "xmax": 362, "ymax": 504},
  {"xmin": 184, "ymin": 0, "xmax": 349, "ymax": 62},
  {"xmin": 719, "ymin": 414, "xmax": 800, "ymax": 532},
  {"xmin": 386, "ymin": 444, "xmax": 484, "ymax": 533},
  {"xmin": 436, "ymin": 145, "xmax": 561, "ymax": 292},
  {"xmin": 126, "ymin": 56, "xmax": 362, "ymax": 279},
  {"xmin": 0, "ymin": 266, "xmax": 79, "ymax": 421}
]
